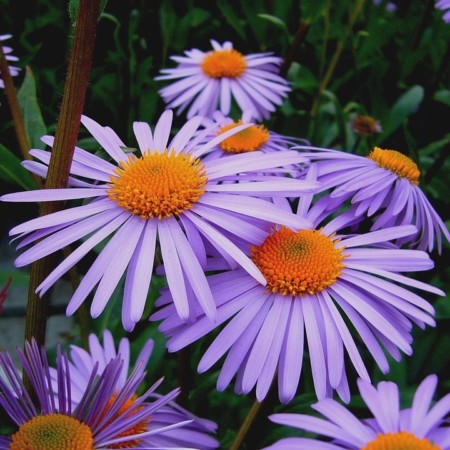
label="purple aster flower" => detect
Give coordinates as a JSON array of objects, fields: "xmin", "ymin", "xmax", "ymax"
[
  {"xmin": 1, "ymin": 110, "xmax": 317, "ymax": 330},
  {"xmin": 151, "ymin": 166, "xmax": 442, "ymax": 404},
  {"xmin": 436, "ymin": 0, "xmax": 450, "ymax": 22},
  {"xmin": 298, "ymin": 146, "xmax": 450, "ymax": 253},
  {"xmin": 155, "ymin": 40, "xmax": 291, "ymax": 121},
  {"xmin": 0, "ymin": 339, "xmax": 193, "ymax": 449},
  {"xmin": 0, "ymin": 34, "xmax": 20, "ymax": 90},
  {"xmin": 49, "ymin": 330, "xmax": 218, "ymax": 449},
  {"xmin": 266, "ymin": 375, "xmax": 450, "ymax": 449}
]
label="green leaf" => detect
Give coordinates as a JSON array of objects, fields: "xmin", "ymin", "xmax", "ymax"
[
  {"xmin": 217, "ymin": 0, "xmax": 246, "ymax": 40},
  {"xmin": 17, "ymin": 67, "xmax": 47, "ymax": 150},
  {"xmin": 257, "ymin": 14, "xmax": 289, "ymax": 36},
  {"xmin": 0, "ymin": 143, "xmax": 35, "ymax": 190},
  {"xmin": 434, "ymin": 89, "xmax": 450, "ymax": 108},
  {"xmin": 378, "ymin": 85, "xmax": 424, "ymax": 142}
]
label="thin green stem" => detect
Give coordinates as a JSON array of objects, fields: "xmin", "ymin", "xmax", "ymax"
[
  {"xmin": 229, "ymin": 399, "xmax": 263, "ymax": 450},
  {"xmin": 24, "ymin": 0, "xmax": 100, "ymax": 348}
]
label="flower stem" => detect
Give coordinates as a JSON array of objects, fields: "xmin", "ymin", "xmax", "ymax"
[
  {"xmin": 280, "ymin": 20, "xmax": 310, "ymax": 77},
  {"xmin": 24, "ymin": 0, "xmax": 100, "ymax": 348},
  {"xmin": 229, "ymin": 399, "xmax": 263, "ymax": 450}
]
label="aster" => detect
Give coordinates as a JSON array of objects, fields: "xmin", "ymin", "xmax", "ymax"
[
  {"xmin": 0, "ymin": 34, "xmax": 20, "ymax": 90},
  {"xmin": 48, "ymin": 330, "xmax": 218, "ymax": 449},
  {"xmin": 155, "ymin": 39, "xmax": 291, "ymax": 121},
  {"xmin": 436, "ymin": 0, "xmax": 450, "ymax": 22},
  {"xmin": 0, "ymin": 339, "xmax": 194, "ymax": 449},
  {"xmin": 297, "ymin": 145, "xmax": 450, "ymax": 253},
  {"xmin": 1, "ymin": 110, "xmax": 317, "ymax": 330},
  {"xmin": 151, "ymin": 165, "xmax": 443, "ymax": 404},
  {"xmin": 265, "ymin": 375, "xmax": 450, "ymax": 449}
]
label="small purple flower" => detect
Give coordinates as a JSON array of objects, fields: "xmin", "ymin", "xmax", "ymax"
[
  {"xmin": 151, "ymin": 166, "xmax": 442, "ymax": 404},
  {"xmin": 155, "ymin": 40, "xmax": 291, "ymax": 121},
  {"xmin": 1, "ymin": 110, "xmax": 318, "ymax": 330},
  {"xmin": 0, "ymin": 339, "xmax": 192, "ymax": 449},
  {"xmin": 0, "ymin": 34, "xmax": 20, "ymax": 90},
  {"xmin": 266, "ymin": 375, "xmax": 450, "ymax": 449},
  {"xmin": 49, "ymin": 330, "xmax": 218, "ymax": 449},
  {"xmin": 297, "ymin": 146, "xmax": 450, "ymax": 253},
  {"xmin": 436, "ymin": 0, "xmax": 450, "ymax": 22}
]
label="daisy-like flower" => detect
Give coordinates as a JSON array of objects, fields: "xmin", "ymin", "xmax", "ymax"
[
  {"xmin": 1, "ymin": 110, "xmax": 317, "ymax": 330},
  {"xmin": 298, "ymin": 145, "xmax": 450, "ymax": 253},
  {"xmin": 0, "ymin": 34, "xmax": 20, "ymax": 89},
  {"xmin": 197, "ymin": 110, "xmax": 306, "ymax": 165},
  {"xmin": 0, "ymin": 339, "xmax": 194, "ymax": 449},
  {"xmin": 266, "ymin": 375, "xmax": 450, "ymax": 449},
  {"xmin": 151, "ymin": 166, "xmax": 443, "ymax": 404},
  {"xmin": 49, "ymin": 330, "xmax": 218, "ymax": 449},
  {"xmin": 436, "ymin": 0, "xmax": 450, "ymax": 22},
  {"xmin": 155, "ymin": 40, "xmax": 291, "ymax": 121}
]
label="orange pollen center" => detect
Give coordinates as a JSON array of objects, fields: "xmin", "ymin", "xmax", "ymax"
[
  {"xmin": 250, "ymin": 228, "xmax": 345, "ymax": 296},
  {"xmin": 201, "ymin": 49, "xmax": 247, "ymax": 78},
  {"xmin": 9, "ymin": 413, "xmax": 94, "ymax": 450},
  {"xmin": 100, "ymin": 394, "xmax": 150, "ymax": 449},
  {"xmin": 107, "ymin": 149, "xmax": 208, "ymax": 219},
  {"xmin": 368, "ymin": 147, "xmax": 420, "ymax": 185},
  {"xmin": 218, "ymin": 121, "xmax": 270, "ymax": 153},
  {"xmin": 361, "ymin": 431, "xmax": 440, "ymax": 450}
]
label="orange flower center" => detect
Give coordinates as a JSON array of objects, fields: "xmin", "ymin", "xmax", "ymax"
[
  {"xmin": 218, "ymin": 121, "xmax": 270, "ymax": 153},
  {"xmin": 100, "ymin": 394, "xmax": 150, "ymax": 449},
  {"xmin": 107, "ymin": 149, "xmax": 207, "ymax": 219},
  {"xmin": 251, "ymin": 228, "xmax": 345, "ymax": 296},
  {"xmin": 362, "ymin": 431, "xmax": 440, "ymax": 450},
  {"xmin": 368, "ymin": 147, "xmax": 420, "ymax": 185},
  {"xmin": 201, "ymin": 49, "xmax": 247, "ymax": 78},
  {"xmin": 10, "ymin": 414, "xmax": 94, "ymax": 450}
]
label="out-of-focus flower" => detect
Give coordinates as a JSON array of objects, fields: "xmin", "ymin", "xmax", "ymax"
[
  {"xmin": 0, "ymin": 339, "xmax": 191, "ymax": 449},
  {"xmin": 1, "ymin": 110, "xmax": 317, "ymax": 330},
  {"xmin": 151, "ymin": 166, "xmax": 442, "ymax": 404},
  {"xmin": 352, "ymin": 114, "xmax": 382, "ymax": 137},
  {"xmin": 298, "ymin": 146, "xmax": 450, "ymax": 253},
  {"xmin": 265, "ymin": 375, "xmax": 450, "ymax": 449},
  {"xmin": 372, "ymin": 0, "xmax": 397, "ymax": 12},
  {"xmin": 0, "ymin": 34, "xmax": 20, "ymax": 89},
  {"xmin": 155, "ymin": 40, "xmax": 291, "ymax": 121},
  {"xmin": 436, "ymin": 0, "xmax": 450, "ymax": 22},
  {"xmin": 49, "ymin": 330, "xmax": 219, "ymax": 449}
]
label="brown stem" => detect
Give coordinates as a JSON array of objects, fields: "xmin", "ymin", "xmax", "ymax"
[
  {"xmin": 24, "ymin": 0, "xmax": 100, "ymax": 348},
  {"xmin": 229, "ymin": 400, "xmax": 263, "ymax": 450},
  {"xmin": 310, "ymin": 0, "xmax": 366, "ymax": 117},
  {"xmin": 0, "ymin": 46, "xmax": 41, "ymax": 187},
  {"xmin": 280, "ymin": 21, "xmax": 310, "ymax": 77}
]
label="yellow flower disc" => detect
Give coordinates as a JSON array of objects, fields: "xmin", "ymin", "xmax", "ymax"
[
  {"xmin": 368, "ymin": 147, "xmax": 420, "ymax": 185},
  {"xmin": 108, "ymin": 149, "xmax": 207, "ymax": 219},
  {"xmin": 201, "ymin": 49, "xmax": 247, "ymax": 78},
  {"xmin": 251, "ymin": 228, "xmax": 345, "ymax": 296},
  {"xmin": 10, "ymin": 414, "xmax": 94, "ymax": 450},
  {"xmin": 218, "ymin": 121, "xmax": 270, "ymax": 153},
  {"xmin": 362, "ymin": 431, "xmax": 440, "ymax": 450}
]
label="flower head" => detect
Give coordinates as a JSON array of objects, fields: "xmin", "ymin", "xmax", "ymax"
[
  {"xmin": 436, "ymin": 0, "xmax": 450, "ymax": 22},
  {"xmin": 1, "ymin": 110, "xmax": 317, "ymax": 330},
  {"xmin": 155, "ymin": 40, "xmax": 291, "ymax": 120},
  {"xmin": 0, "ymin": 34, "xmax": 20, "ymax": 90},
  {"xmin": 298, "ymin": 146, "xmax": 450, "ymax": 253},
  {"xmin": 351, "ymin": 114, "xmax": 382, "ymax": 136},
  {"xmin": 151, "ymin": 167, "xmax": 442, "ymax": 404},
  {"xmin": 49, "ymin": 330, "xmax": 218, "ymax": 449},
  {"xmin": 0, "ymin": 339, "xmax": 191, "ymax": 449},
  {"xmin": 266, "ymin": 375, "xmax": 450, "ymax": 449}
]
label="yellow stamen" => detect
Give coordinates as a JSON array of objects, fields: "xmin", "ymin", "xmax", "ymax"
[
  {"xmin": 251, "ymin": 228, "xmax": 345, "ymax": 296},
  {"xmin": 201, "ymin": 49, "xmax": 247, "ymax": 79},
  {"xmin": 368, "ymin": 147, "xmax": 420, "ymax": 185},
  {"xmin": 362, "ymin": 431, "xmax": 440, "ymax": 450},
  {"xmin": 10, "ymin": 414, "xmax": 94, "ymax": 450},
  {"xmin": 100, "ymin": 394, "xmax": 150, "ymax": 449},
  {"xmin": 107, "ymin": 149, "xmax": 207, "ymax": 219},
  {"xmin": 218, "ymin": 121, "xmax": 270, "ymax": 154}
]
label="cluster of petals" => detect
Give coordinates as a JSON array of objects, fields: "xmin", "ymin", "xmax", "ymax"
[
  {"xmin": 1, "ymin": 110, "xmax": 318, "ymax": 331},
  {"xmin": 0, "ymin": 34, "xmax": 20, "ymax": 90},
  {"xmin": 151, "ymin": 166, "xmax": 443, "ymax": 404},
  {"xmin": 436, "ymin": 0, "xmax": 450, "ymax": 22},
  {"xmin": 155, "ymin": 40, "xmax": 291, "ymax": 121},
  {"xmin": 0, "ymin": 339, "xmax": 197, "ymax": 449},
  {"xmin": 265, "ymin": 375, "xmax": 450, "ymax": 449}
]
